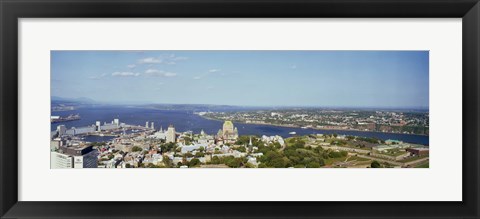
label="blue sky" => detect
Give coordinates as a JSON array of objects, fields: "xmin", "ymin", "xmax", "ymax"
[{"xmin": 51, "ymin": 51, "xmax": 429, "ymax": 108}]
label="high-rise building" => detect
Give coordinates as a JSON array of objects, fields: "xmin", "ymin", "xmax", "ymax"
[
  {"xmin": 151, "ymin": 122, "xmax": 155, "ymax": 130},
  {"xmin": 50, "ymin": 152, "xmax": 73, "ymax": 168},
  {"xmin": 52, "ymin": 145, "xmax": 99, "ymax": 169},
  {"xmin": 145, "ymin": 121, "xmax": 149, "ymax": 128},
  {"xmin": 95, "ymin": 121, "xmax": 101, "ymax": 131},
  {"xmin": 73, "ymin": 150, "xmax": 99, "ymax": 168},
  {"xmin": 114, "ymin": 118, "xmax": 120, "ymax": 126},
  {"xmin": 166, "ymin": 125, "xmax": 176, "ymax": 143},
  {"xmin": 57, "ymin": 125, "xmax": 66, "ymax": 136}
]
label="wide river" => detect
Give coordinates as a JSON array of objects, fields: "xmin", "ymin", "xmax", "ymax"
[{"xmin": 51, "ymin": 106, "xmax": 429, "ymax": 145}]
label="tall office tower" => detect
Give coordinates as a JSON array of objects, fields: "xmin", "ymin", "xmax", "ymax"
[
  {"xmin": 166, "ymin": 125, "xmax": 176, "ymax": 143},
  {"xmin": 95, "ymin": 121, "xmax": 102, "ymax": 131},
  {"xmin": 56, "ymin": 125, "xmax": 67, "ymax": 136}
]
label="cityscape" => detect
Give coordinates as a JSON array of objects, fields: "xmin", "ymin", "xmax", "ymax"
[{"xmin": 50, "ymin": 51, "xmax": 429, "ymax": 168}]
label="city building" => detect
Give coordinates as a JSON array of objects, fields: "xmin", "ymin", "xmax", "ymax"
[
  {"xmin": 166, "ymin": 125, "xmax": 176, "ymax": 143},
  {"xmin": 218, "ymin": 121, "xmax": 238, "ymax": 143},
  {"xmin": 180, "ymin": 143, "xmax": 208, "ymax": 153},
  {"xmin": 148, "ymin": 129, "xmax": 167, "ymax": 140},
  {"xmin": 57, "ymin": 125, "xmax": 66, "ymax": 136},
  {"xmin": 53, "ymin": 145, "xmax": 99, "ymax": 168},
  {"xmin": 50, "ymin": 151, "xmax": 73, "ymax": 168},
  {"xmin": 73, "ymin": 150, "xmax": 99, "ymax": 168},
  {"xmin": 406, "ymin": 147, "xmax": 429, "ymax": 156},
  {"xmin": 66, "ymin": 125, "xmax": 96, "ymax": 135},
  {"xmin": 50, "ymin": 138, "xmax": 65, "ymax": 151},
  {"xmin": 96, "ymin": 121, "xmax": 102, "ymax": 131}
]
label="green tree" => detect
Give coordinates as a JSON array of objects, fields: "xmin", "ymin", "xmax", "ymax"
[
  {"xmin": 371, "ymin": 160, "xmax": 381, "ymax": 168},
  {"xmin": 224, "ymin": 156, "xmax": 242, "ymax": 168},
  {"xmin": 188, "ymin": 158, "xmax": 201, "ymax": 167},
  {"xmin": 306, "ymin": 162, "xmax": 321, "ymax": 168},
  {"xmin": 163, "ymin": 156, "xmax": 172, "ymax": 167},
  {"xmin": 195, "ymin": 152, "xmax": 205, "ymax": 157},
  {"xmin": 131, "ymin": 146, "xmax": 142, "ymax": 152},
  {"xmin": 183, "ymin": 136, "xmax": 192, "ymax": 145},
  {"xmin": 235, "ymin": 147, "xmax": 246, "ymax": 153},
  {"xmin": 146, "ymin": 163, "xmax": 159, "ymax": 168},
  {"xmin": 211, "ymin": 156, "xmax": 221, "ymax": 164},
  {"xmin": 258, "ymin": 163, "xmax": 267, "ymax": 168}
]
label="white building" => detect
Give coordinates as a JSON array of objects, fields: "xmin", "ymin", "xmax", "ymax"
[
  {"xmin": 166, "ymin": 125, "xmax": 176, "ymax": 143},
  {"xmin": 56, "ymin": 125, "xmax": 66, "ymax": 136},
  {"xmin": 50, "ymin": 152, "xmax": 73, "ymax": 168},
  {"xmin": 180, "ymin": 143, "xmax": 207, "ymax": 153},
  {"xmin": 65, "ymin": 126, "xmax": 96, "ymax": 136},
  {"xmin": 50, "ymin": 138, "xmax": 64, "ymax": 151}
]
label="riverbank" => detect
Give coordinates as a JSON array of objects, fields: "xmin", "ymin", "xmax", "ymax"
[
  {"xmin": 199, "ymin": 115, "xmax": 429, "ymax": 137},
  {"xmin": 51, "ymin": 105, "xmax": 429, "ymax": 145}
]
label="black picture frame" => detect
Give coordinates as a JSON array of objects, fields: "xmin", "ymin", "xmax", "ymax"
[{"xmin": 1, "ymin": 0, "xmax": 479, "ymax": 218}]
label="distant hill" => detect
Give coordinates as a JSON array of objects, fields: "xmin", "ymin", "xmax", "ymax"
[
  {"xmin": 51, "ymin": 96, "xmax": 96, "ymax": 104},
  {"xmin": 142, "ymin": 104, "xmax": 260, "ymax": 112}
]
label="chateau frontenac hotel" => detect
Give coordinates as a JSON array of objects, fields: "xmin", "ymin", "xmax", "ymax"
[{"xmin": 216, "ymin": 121, "xmax": 239, "ymax": 144}]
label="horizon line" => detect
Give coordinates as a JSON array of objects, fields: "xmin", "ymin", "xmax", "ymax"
[{"xmin": 51, "ymin": 96, "xmax": 429, "ymax": 110}]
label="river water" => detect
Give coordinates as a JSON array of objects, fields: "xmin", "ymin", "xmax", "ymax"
[{"xmin": 51, "ymin": 105, "xmax": 429, "ymax": 145}]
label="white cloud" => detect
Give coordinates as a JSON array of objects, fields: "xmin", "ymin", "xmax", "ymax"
[
  {"xmin": 145, "ymin": 69, "xmax": 177, "ymax": 77},
  {"xmin": 194, "ymin": 68, "xmax": 222, "ymax": 79},
  {"xmin": 138, "ymin": 57, "xmax": 162, "ymax": 64},
  {"xmin": 127, "ymin": 64, "xmax": 136, "ymax": 68},
  {"xmin": 164, "ymin": 72, "xmax": 177, "ymax": 77},
  {"xmin": 138, "ymin": 54, "xmax": 188, "ymax": 65},
  {"xmin": 112, "ymin": 72, "xmax": 140, "ymax": 77}
]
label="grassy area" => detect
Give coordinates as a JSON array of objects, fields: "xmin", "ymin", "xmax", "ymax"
[
  {"xmin": 348, "ymin": 156, "xmax": 371, "ymax": 162},
  {"xmin": 414, "ymin": 162, "xmax": 429, "ymax": 168},
  {"xmin": 324, "ymin": 156, "xmax": 371, "ymax": 166},
  {"xmin": 401, "ymin": 155, "xmax": 429, "ymax": 163},
  {"xmin": 324, "ymin": 157, "xmax": 348, "ymax": 166},
  {"xmin": 379, "ymin": 149, "xmax": 408, "ymax": 157}
]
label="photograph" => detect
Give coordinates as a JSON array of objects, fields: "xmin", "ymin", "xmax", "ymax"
[{"xmin": 50, "ymin": 50, "xmax": 429, "ymax": 169}]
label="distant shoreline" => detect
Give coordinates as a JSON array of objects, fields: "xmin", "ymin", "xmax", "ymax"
[{"xmin": 198, "ymin": 115, "xmax": 429, "ymax": 138}]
